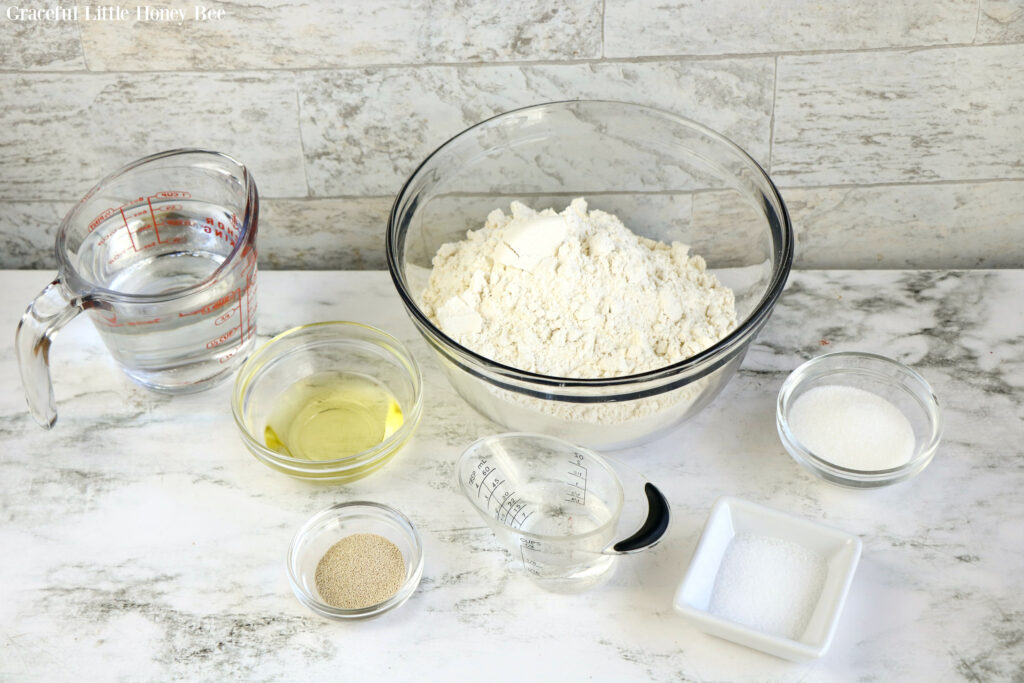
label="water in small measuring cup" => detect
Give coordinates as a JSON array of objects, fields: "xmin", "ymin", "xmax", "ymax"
[
  {"xmin": 475, "ymin": 449, "xmax": 603, "ymax": 530},
  {"xmin": 516, "ymin": 489, "xmax": 615, "ymax": 538},
  {"xmin": 458, "ymin": 433, "xmax": 668, "ymax": 593},
  {"xmin": 470, "ymin": 454, "xmax": 619, "ymax": 587},
  {"xmin": 76, "ymin": 198, "xmax": 257, "ymax": 391},
  {"xmin": 509, "ymin": 482, "xmax": 618, "ymax": 591}
]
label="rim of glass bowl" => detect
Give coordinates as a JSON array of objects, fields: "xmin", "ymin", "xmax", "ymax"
[
  {"xmin": 230, "ymin": 321, "xmax": 424, "ymax": 474},
  {"xmin": 286, "ymin": 501, "xmax": 425, "ymax": 620},
  {"xmin": 776, "ymin": 351, "xmax": 944, "ymax": 487},
  {"xmin": 386, "ymin": 99, "xmax": 794, "ymax": 393}
]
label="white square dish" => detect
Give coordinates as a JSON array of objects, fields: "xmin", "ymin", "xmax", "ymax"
[{"xmin": 673, "ymin": 496, "xmax": 862, "ymax": 661}]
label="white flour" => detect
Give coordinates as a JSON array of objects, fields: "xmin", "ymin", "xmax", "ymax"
[{"xmin": 422, "ymin": 198, "xmax": 737, "ymax": 380}]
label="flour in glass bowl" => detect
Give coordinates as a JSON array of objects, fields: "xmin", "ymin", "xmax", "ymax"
[{"xmin": 421, "ymin": 198, "xmax": 738, "ymax": 382}]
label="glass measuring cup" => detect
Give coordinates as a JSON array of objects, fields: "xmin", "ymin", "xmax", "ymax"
[
  {"xmin": 457, "ymin": 433, "xmax": 670, "ymax": 592},
  {"xmin": 16, "ymin": 149, "xmax": 258, "ymax": 428}
]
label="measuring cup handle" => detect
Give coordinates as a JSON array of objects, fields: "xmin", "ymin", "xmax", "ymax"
[
  {"xmin": 611, "ymin": 483, "xmax": 670, "ymax": 553},
  {"xmin": 15, "ymin": 279, "xmax": 83, "ymax": 429}
]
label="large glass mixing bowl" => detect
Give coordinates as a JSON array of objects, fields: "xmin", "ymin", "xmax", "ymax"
[{"xmin": 386, "ymin": 101, "xmax": 793, "ymax": 449}]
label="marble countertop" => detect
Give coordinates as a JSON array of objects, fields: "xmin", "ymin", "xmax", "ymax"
[{"xmin": 1, "ymin": 269, "xmax": 1021, "ymax": 681}]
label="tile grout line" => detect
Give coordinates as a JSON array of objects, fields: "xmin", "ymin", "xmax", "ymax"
[
  {"xmin": 778, "ymin": 176, "xmax": 1024, "ymax": 191},
  {"xmin": 293, "ymin": 86, "xmax": 312, "ymax": 199},
  {"xmin": 7, "ymin": 39, "xmax": 1024, "ymax": 77},
  {"xmin": 768, "ymin": 55, "xmax": 779, "ymax": 175},
  {"xmin": 973, "ymin": 0, "xmax": 983, "ymax": 43},
  {"xmin": 6, "ymin": 176, "xmax": 1024, "ymax": 205},
  {"xmin": 73, "ymin": 17, "xmax": 90, "ymax": 70},
  {"xmin": 600, "ymin": 0, "xmax": 606, "ymax": 59}
]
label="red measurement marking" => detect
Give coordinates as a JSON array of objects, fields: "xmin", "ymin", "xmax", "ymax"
[
  {"xmin": 91, "ymin": 192, "xmax": 188, "ymax": 238},
  {"xmin": 107, "ymin": 245, "xmax": 133, "ymax": 265},
  {"xmin": 120, "ymin": 207, "xmax": 139, "ymax": 252},
  {"xmin": 178, "ymin": 290, "xmax": 238, "ymax": 318},
  {"xmin": 206, "ymin": 327, "xmax": 237, "ymax": 349},
  {"xmin": 89, "ymin": 207, "xmax": 116, "ymax": 233},
  {"xmin": 234, "ymin": 286, "xmax": 244, "ymax": 349},
  {"xmin": 95, "ymin": 312, "xmax": 162, "ymax": 328},
  {"xmin": 241, "ymin": 272, "xmax": 252, "ymax": 348},
  {"xmin": 147, "ymin": 197, "xmax": 163, "ymax": 244}
]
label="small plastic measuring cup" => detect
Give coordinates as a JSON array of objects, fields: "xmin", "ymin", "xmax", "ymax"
[
  {"xmin": 16, "ymin": 149, "xmax": 258, "ymax": 428},
  {"xmin": 457, "ymin": 433, "xmax": 670, "ymax": 593}
]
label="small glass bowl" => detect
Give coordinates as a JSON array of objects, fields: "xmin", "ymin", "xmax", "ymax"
[
  {"xmin": 287, "ymin": 502, "xmax": 425, "ymax": 620},
  {"xmin": 777, "ymin": 352, "xmax": 943, "ymax": 488},
  {"xmin": 231, "ymin": 321, "xmax": 423, "ymax": 481}
]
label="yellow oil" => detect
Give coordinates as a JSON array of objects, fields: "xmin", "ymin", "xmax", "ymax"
[{"xmin": 263, "ymin": 371, "xmax": 404, "ymax": 461}]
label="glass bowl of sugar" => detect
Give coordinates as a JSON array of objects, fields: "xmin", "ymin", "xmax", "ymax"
[{"xmin": 777, "ymin": 352, "xmax": 943, "ymax": 488}]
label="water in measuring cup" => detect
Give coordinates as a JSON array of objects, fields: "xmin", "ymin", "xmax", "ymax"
[
  {"xmin": 105, "ymin": 249, "xmax": 227, "ymax": 295},
  {"xmin": 75, "ymin": 198, "xmax": 257, "ymax": 392},
  {"xmin": 513, "ymin": 486, "xmax": 618, "ymax": 591},
  {"xmin": 515, "ymin": 484, "xmax": 614, "ymax": 537}
]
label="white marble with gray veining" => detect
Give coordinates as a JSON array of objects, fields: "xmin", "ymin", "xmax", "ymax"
[{"xmin": 1, "ymin": 269, "xmax": 1021, "ymax": 681}]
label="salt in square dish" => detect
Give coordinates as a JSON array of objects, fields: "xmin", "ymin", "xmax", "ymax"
[{"xmin": 673, "ymin": 496, "xmax": 861, "ymax": 661}]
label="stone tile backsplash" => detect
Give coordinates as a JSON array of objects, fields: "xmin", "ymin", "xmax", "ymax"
[
  {"xmin": 78, "ymin": 0, "xmax": 603, "ymax": 70},
  {"xmin": 1, "ymin": 1, "xmax": 1021, "ymax": 269},
  {"xmin": 604, "ymin": 0, "xmax": 978, "ymax": 56}
]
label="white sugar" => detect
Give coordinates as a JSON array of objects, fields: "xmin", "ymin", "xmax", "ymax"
[
  {"xmin": 709, "ymin": 533, "xmax": 827, "ymax": 640},
  {"xmin": 788, "ymin": 384, "xmax": 916, "ymax": 471}
]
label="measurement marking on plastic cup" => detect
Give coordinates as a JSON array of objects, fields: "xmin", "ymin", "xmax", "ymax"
[
  {"xmin": 502, "ymin": 507, "xmax": 533, "ymax": 530},
  {"xmin": 566, "ymin": 457, "xmax": 588, "ymax": 506},
  {"xmin": 499, "ymin": 495, "xmax": 528, "ymax": 527},
  {"xmin": 476, "ymin": 464, "xmax": 495, "ymax": 495},
  {"xmin": 499, "ymin": 496, "xmax": 522, "ymax": 525},
  {"xmin": 485, "ymin": 477, "xmax": 507, "ymax": 507},
  {"xmin": 515, "ymin": 510, "xmax": 535, "ymax": 532},
  {"xmin": 520, "ymin": 544, "xmax": 541, "ymax": 575}
]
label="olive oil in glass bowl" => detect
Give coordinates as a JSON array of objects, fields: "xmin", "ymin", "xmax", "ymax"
[
  {"xmin": 231, "ymin": 322, "xmax": 423, "ymax": 481},
  {"xmin": 263, "ymin": 371, "xmax": 405, "ymax": 461}
]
